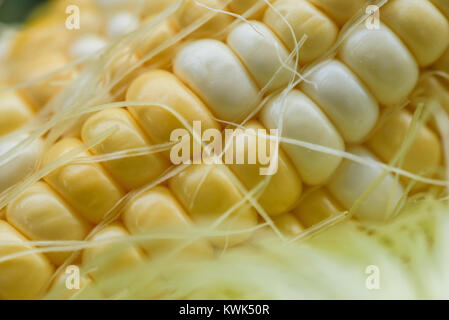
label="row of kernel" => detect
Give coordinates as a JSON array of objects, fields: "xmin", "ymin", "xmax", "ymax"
[
  {"xmin": 165, "ymin": 2, "xmax": 439, "ymax": 225},
  {"xmin": 3, "ymin": 0, "xmax": 442, "ymax": 235},
  {"xmin": 5, "ymin": 0, "xmax": 358, "ymax": 110}
]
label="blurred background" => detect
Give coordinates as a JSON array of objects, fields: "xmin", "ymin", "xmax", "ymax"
[{"xmin": 0, "ymin": 0, "xmax": 46, "ymax": 24}]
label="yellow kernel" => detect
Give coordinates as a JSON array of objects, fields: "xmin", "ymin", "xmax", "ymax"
[
  {"xmin": 382, "ymin": 0, "xmax": 449, "ymax": 67},
  {"xmin": 169, "ymin": 164, "xmax": 258, "ymax": 247},
  {"xmin": 367, "ymin": 110, "xmax": 441, "ymax": 189},
  {"xmin": 123, "ymin": 186, "xmax": 213, "ymax": 258},
  {"xmin": 126, "ymin": 69, "xmax": 220, "ymax": 156},
  {"xmin": 293, "ymin": 188, "xmax": 343, "ymax": 228},
  {"xmin": 171, "ymin": 0, "xmax": 233, "ymax": 39},
  {"xmin": 271, "ymin": 212, "xmax": 304, "ymax": 237},
  {"xmin": 0, "ymin": 220, "xmax": 54, "ymax": 300},
  {"xmin": 263, "ymin": 0, "xmax": 338, "ymax": 64},
  {"xmin": 0, "ymin": 90, "xmax": 34, "ymax": 136},
  {"xmin": 81, "ymin": 108, "xmax": 170, "ymax": 190},
  {"xmin": 226, "ymin": 120, "xmax": 303, "ymax": 215},
  {"xmin": 82, "ymin": 224, "xmax": 144, "ymax": 297},
  {"xmin": 42, "ymin": 138, "xmax": 123, "ymax": 224},
  {"xmin": 310, "ymin": 0, "xmax": 366, "ymax": 26},
  {"xmin": 6, "ymin": 182, "xmax": 92, "ymax": 265}
]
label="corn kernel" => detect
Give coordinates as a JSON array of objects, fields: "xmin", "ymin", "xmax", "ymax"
[
  {"xmin": 382, "ymin": 0, "xmax": 449, "ymax": 67},
  {"xmin": 6, "ymin": 182, "xmax": 91, "ymax": 265},
  {"xmin": 226, "ymin": 20, "xmax": 295, "ymax": 92},
  {"xmin": 0, "ymin": 134, "xmax": 43, "ymax": 193},
  {"xmin": 135, "ymin": 19, "xmax": 177, "ymax": 66},
  {"xmin": 367, "ymin": 110, "xmax": 441, "ymax": 189},
  {"xmin": 0, "ymin": 90, "xmax": 34, "ymax": 136},
  {"xmin": 430, "ymin": 0, "xmax": 449, "ymax": 19},
  {"xmin": 229, "ymin": 0, "xmax": 270, "ymax": 18},
  {"xmin": 48, "ymin": 268, "xmax": 102, "ymax": 300},
  {"xmin": 82, "ymin": 108, "xmax": 170, "ymax": 190},
  {"xmin": 126, "ymin": 69, "xmax": 220, "ymax": 154},
  {"xmin": 293, "ymin": 188, "xmax": 343, "ymax": 228},
  {"xmin": 310, "ymin": 0, "xmax": 366, "ymax": 26},
  {"xmin": 339, "ymin": 24, "xmax": 419, "ymax": 106},
  {"xmin": 122, "ymin": 186, "xmax": 213, "ymax": 258},
  {"xmin": 226, "ymin": 120, "xmax": 302, "ymax": 215},
  {"xmin": 271, "ymin": 212, "xmax": 303, "ymax": 237},
  {"xmin": 42, "ymin": 138, "xmax": 123, "ymax": 223},
  {"xmin": 13, "ymin": 51, "xmax": 76, "ymax": 108},
  {"xmin": 171, "ymin": 0, "xmax": 233, "ymax": 39},
  {"xmin": 263, "ymin": 0, "xmax": 338, "ymax": 64},
  {"xmin": 174, "ymin": 39, "xmax": 261, "ymax": 122},
  {"xmin": 327, "ymin": 146, "xmax": 404, "ymax": 222},
  {"xmin": 169, "ymin": 164, "xmax": 258, "ymax": 247},
  {"xmin": 260, "ymin": 89, "xmax": 345, "ymax": 185},
  {"xmin": 0, "ymin": 220, "xmax": 54, "ymax": 300},
  {"xmin": 82, "ymin": 224, "xmax": 144, "ymax": 297},
  {"xmin": 301, "ymin": 60, "xmax": 379, "ymax": 143}
]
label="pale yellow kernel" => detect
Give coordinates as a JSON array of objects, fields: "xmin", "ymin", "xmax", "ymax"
[
  {"xmin": 293, "ymin": 188, "xmax": 343, "ymax": 228},
  {"xmin": 171, "ymin": 0, "xmax": 233, "ymax": 39},
  {"xmin": 13, "ymin": 51, "xmax": 76, "ymax": 108},
  {"xmin": 81, "ymin": 108, "xmax": 170, "ymax": 190},
  {"xmin": 123, "ymin": 186, "xmax": 213, "ymax": 258},
  {"xmin": 430, "ymin": 0, "xmax": 449, "ymax": 19},
  {"xmin": 227, "ymin": 20, "xmax": 295, "ymax": 92},
  {"xmin": 173, "ymin": 39, "xmax": 261, "ymax": 122},
  {"xmin": 300, "ymin": 60, "xmax": 379, "ymax": 143},
  {"xmin": 327, "ymin": 146, "xmax": 404, "ymax": 222},
  {"xmin": 6, "ymin": 182, "xmax": 92, "ymax": 265},
  {"xmin": 309, "ymin": 0, "xmax": 366, "ymax": 26},
  {"xmin": 367, "ymin": 110, "xmax": 441, "ymax": 190},
  {"xmin": 227, "ymin": 120, "xmax": 303, "ymax": 216},
  {"xmin": 82, "ymin": 224, "xmax": 144, "ymax": 297},
  {"xmin": 126, "ymin": 69, "xmax": 220, "ymax": 158},
  {"xmin": 263, "ymin": 0, "xmax": 338, "ymax": 64},
  {"xmin": 272, "ymin": 212, "xmax": 304, "ymax": 237},
  {"xmin": 169, "ymin": 164, "xmax": 258, "ymax": 247},
  {"xmin": 0, "ymin": 90, "xmax": 34, "ymax": 136},
  {"xmin": 0, "ymin": 220, "xmax": 54, "ymax": 300},
  {"xmin": 382, "ymin": 0, "xmax": 449, "ymax": 67},
  {"xmin": 42, "ymin": 138, "xmax": 123, "ymax": 224},
  {"xmin": 339, "ymin": 24, "xmax": 419, "ymax": 106},
  {"xmin": 260, "ymin": 89, "xmax": 345, "ymax": 185},
  {"xmin": 48, "ymin": 268, "xmax": 102, "ymax": 300}
]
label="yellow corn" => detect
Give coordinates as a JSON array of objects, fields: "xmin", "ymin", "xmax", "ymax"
[
  {"xmin": 0, "ymin": 221, "xmax": 54, "ymax": 300},
  {"xmin": 42, "ymin": 138, "xmax": 124, "ymax": 224},
  {"xmin": 122, "ymin": 186, "xmax": 213, "ymax": 258},
  {"xmin": 293, "ymin": 188, "xmax": 343, "ymax": 228},
  {"xmin": 6, "ymin": 181, "xmax": 92, "ymax": 265},
  {"xmin": 0, "ymin": 0, "xmax": 448, "ymax": 299},
  {"xmin": 0, "ymin": 89, "xmax": 34, "ymax": 136},
  {"xmin": 81, "ymin": 108, "xmax": 170, "ymax": 190}
]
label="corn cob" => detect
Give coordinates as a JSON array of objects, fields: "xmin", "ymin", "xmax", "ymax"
[{"xmin": 0, "ymin": 0, "xmax": 447, "ymax": 300}]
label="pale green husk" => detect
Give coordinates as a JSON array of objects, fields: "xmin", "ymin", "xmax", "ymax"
[{"xmin": 45, "ymin": 198, "xmax": 449, "ymax": 300}]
